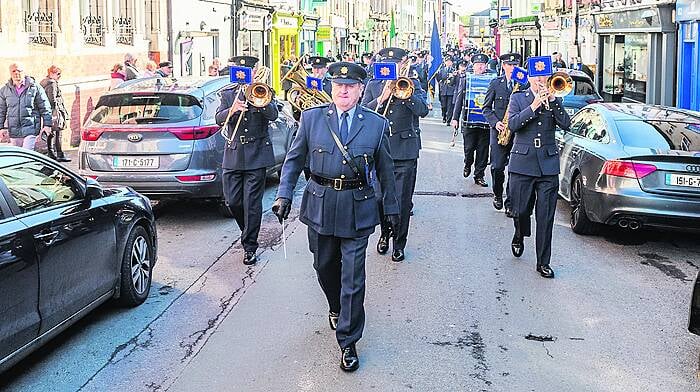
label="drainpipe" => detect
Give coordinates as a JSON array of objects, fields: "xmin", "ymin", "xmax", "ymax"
[{"xmin": 167, "ymin": 0, "xmax": 174, "ymax": 63}]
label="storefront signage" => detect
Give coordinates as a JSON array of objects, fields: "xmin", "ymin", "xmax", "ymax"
[
  {"xmin": 677, "ymin": 0, "xmax": 700, "ymax": 22},
  {"xmin": 275, "ymin": 16, "xmax": 297, "ymax": 29},
  {"xmin": 302, "ymin": 19, "xmax": 317, "ymax": 31},
  {"xmin": 317, "ymin": 26, "xmax": 332, "ymax": 41},
  {"xmin": 531, "ymin": 3, "xmax": 543, "ymax": 14},
  {"xmin": 241, "ymin": 12, "xmax": 266, "ymax": 31},
  {"xmin": 500, "ymin": 7, "xmax": 510, "ymax": 20},
  {"xmin": 594, "ymin": 8, "xmax": 661, "ymax": 31}
]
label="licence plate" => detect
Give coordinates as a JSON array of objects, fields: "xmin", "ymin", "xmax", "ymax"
[
  {"xmin": 113, "ymin": 156, "xmax": 159, "ymax": 169},
  {"xmin": 666, "ymin": 173, "xmax": 700, "ymax": 188},
  {"xmin": 565, "ymin": 108, "xmax": 575, "ymax": 115}
]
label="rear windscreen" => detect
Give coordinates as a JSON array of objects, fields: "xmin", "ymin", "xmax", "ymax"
[
  {"xmin": 571, "ymin": 77, "xmax": 597, "ymax": 96},
  {"xmin": 616, "ymin": 120, "xmax": 700, "ymax": 151},
  {"xmin": 90, "ymin": 93, "xmax": 203, "ymax": 124}
]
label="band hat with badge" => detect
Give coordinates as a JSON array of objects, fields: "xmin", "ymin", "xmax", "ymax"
[
  {"xmin": 158, "ymin": 61, "xmax": 172, "ymax": 68},
  {"xmin": 499, "ymin": 53, "xmax": 522, "ymax": 66},
  {"xmin": 230, "ymin": 56, "xmax": 259, "ymax": 68},
  {"xmin": 309, "ymin": 56, "xmax": 333, "ymax": 69},
  {"xmin": 471, "ymin": 53, "xmax": 489, "ymax": 64},
  {"xmin": 327, "ymin": 62, "xmax": 367, "ymax": 84},
  {"xmin": 378, "ymin": 47, "xmax": 408, "ymax": 63}
]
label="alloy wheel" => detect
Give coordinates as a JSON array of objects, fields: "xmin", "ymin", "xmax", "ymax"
[{"xmin": 130, "ymin": 236, "xmax": 151, "ymax": 295}]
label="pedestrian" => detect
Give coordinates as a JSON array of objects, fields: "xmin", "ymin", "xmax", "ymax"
[
  {"xmin": 208, "ymin": 65, "xmax": 219, "ymax": 76},
  {"xmin": 123, "ymin": 53, "xmax": 140, "ymax": 80},
  {"xmin": 436, "ymin": 56, "xmax": 457, "ymax": 124},
  {"xmin": 142, "ymin": 60, "xmax": 158, "ymax": 77},
  {"xmin": 271, "ymin": 62, "xmax": 400, "ymax": 372},
  {"xmin": 308, "ymin": 56, "xmax": 333, "ymax": 97},
  {"xmin": 109, "ymin": 63, "xmax": 127, "ymax": 90},
  {"xmin": 451, "ymin": 53, "xmax": 495, "ymax": 187},
  {"xmin": 215, "ymin": 56, "xmax": 279, "ymax": 266},
  {"xmin": 361, "ymin": 47, "xmax": 429, "ymax": 262},
  {"xmin": 569, "ymin": 56, "xmax": 594, "ymax": 80},
  {"xmin": 0, "ymin": 62, "xmax": 52, "ymax": 150},
  {"xmin": 155, "ymin": 61, "xmax": 173, "ymax": 77},
  {"xmin": 507, "ymin": 56, "xmax": 571, "ymax": 279},
  {"xmin": 487, "ymin": 51, "xmax": 499, "ymax": 72},
  {"xmin": 552, "ymin": 52, "xmax": 567, "ymax": 69},
  {"xmin": 40, "ymin": 65, "xmax": 71, "ymax": 162},
  {"xmin": 482, "ymin": 53, "xmax": 523, "ymax": 217},
  {"xmin": 218, "ymin": 57, "xmax": 235, "ymax": 76}
]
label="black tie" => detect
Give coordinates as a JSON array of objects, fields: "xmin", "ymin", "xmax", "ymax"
[
  {"xmin": 340, "ymin": 112, "xmax": 349, "ymax": 144},
  {"xmin": 508, "ymin": 80, "xmax": 513, "ymax": 91}
]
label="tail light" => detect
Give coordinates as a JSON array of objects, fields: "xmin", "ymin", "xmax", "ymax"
[
  {"xmin": 175, "ymin": 173, "xmax": 216, "ymax": 182},
  {"xmin": 82, "ymin": 128, "xmax": 104, "ymax": 141},
  {"xmin": 169, "ymin": 125, "xmax": 220, "ymax": 140},
  {"xmin": 586, "ymin": 98, "xmax": 603, "ymax": 104},
  {"xmin": 601, "ymin": 160, "xmax": 657, "ymax": 179}
]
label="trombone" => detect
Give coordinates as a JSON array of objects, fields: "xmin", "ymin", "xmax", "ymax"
[
  {"xmin": 543, "ymin": 71, "xmax": 573, "ymax": 110},
  {"xmin": 382, "ymin": 58, "xmax": 415, "ymax": 116},
  {"xmin": 221, "ymin": 66, "xmax": 273, "ymax": 145}
]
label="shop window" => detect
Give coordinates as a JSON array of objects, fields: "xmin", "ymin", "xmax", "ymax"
[
  {"xmin": 23, "ymin": 0, "xmax": 59, "ymax": 47},
  {"xmin": 114, "ymin": 0, "xmax": 134, "ymax": 45},
  {"xmin": 623, "ymin": 33, "xmax": 648, "ymax": 103},
  {"xmin": 80, "ymin": 0, "xmax": 104, "ymax": 46},
  {"xmin": 144, "ymin": 0, "xmax": 160, "ymax": 34},
  {"xmin": 602, "ymin": 35, "xmax": 624, "ymax": 100}
]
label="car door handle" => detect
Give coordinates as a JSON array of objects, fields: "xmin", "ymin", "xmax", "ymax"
[{"xmin": 34, "ymin": 230, "xmax": 59, "ymax": 245}]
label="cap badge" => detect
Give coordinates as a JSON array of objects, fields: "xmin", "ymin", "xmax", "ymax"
[
  {"xmin": 388, "ymin": 50, "xmax": 394, "ymax": 57},
  {"xmin": 316, "ymin": 58, "xmax": 320, "ymax": 63},
  {"xmin": 240, "ymin": 59, "xmax": 245, "ymax": 65},
  {"xmin": 340, "ymin": 66, "xmax": 348, "ymax": 75}
]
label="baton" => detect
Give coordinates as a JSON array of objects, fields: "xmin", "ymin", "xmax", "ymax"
[{"xmin": 281, "ymin": 220, "xmax": 287, "ymax": 260}]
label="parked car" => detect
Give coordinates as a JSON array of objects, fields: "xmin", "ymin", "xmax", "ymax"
[
  {"xmin": 558, "ymin": 69, "xmax": 603, "ymax": 116},
  {"xmin": 556, "ymin": 103, "xmax": 700, "ymax": 235},
  {"xmin": 0, "ymin": 146, "xmax": 157, "ymax": 373},
  {"xmin": 78, "ymin": 76, "xmax": 298, "ymax": 214},
  {"xmin": 690, "ymin": 271, "xmax": 700, "ymax": 335}
]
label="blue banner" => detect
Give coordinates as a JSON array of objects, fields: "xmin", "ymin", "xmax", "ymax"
[
  {"xmin": 229, "ymin": 66, "xmax": 253, "ymax": 84},
  {"xmin": 511, "ymin": 66, "xmax": 529, "ymax": 85},
  {"xmin": 527, "ymin": 56, "xmax": 553, "ymax": 77},
  {"xmin": 306, "ymin": 76, "xmax": 323, "ymax": 91},
  {"xmin": 428, "ymin": 12, "xmax": 442, "ymax": 97},
  {"xmin": 373, "ymin": 62, "xmax": 397, "ymax": 80}
]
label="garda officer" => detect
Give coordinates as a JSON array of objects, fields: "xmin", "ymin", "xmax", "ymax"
[
  {"xmin": 415, "ymin": 51, "xmax": 429, "ymax": 92},
  {"xmin": 451, "ymin": 53, "xmax": 495, "ymax": 187},
  {"xmin": 309, "ymin": 56, "xmax": 333, "ymax": 97},
  {"xmin": 482, "ymin": 53, "xmax": 523, "ymax": 216},
  {"xmin": 436, "ymin": 56, "xmax": 457, "ymax": 124},
  {"xmin": 271, "ymin": 62, "xmax": 400, "ymax": 372},
  {"xmin": 507, "ymin": 56, "xmax": 571, "ymax": 279},
  {"xmin": 362, "ymin": 47, "xmax": 429, "ymax": 261},
  {"xmin": 215, "ymin": 56, "xmax": 279, "ymax": 265}
]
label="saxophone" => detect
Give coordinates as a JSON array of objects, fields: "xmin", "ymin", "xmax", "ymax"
[{"xmin": 497, "ymin": 83, "xmax": 519, "ymax": 146}]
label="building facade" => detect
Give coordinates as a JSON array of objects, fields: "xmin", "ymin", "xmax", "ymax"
[{"xmin": 676, "ymin": 0, "xmax": 700, "ymax": 111}]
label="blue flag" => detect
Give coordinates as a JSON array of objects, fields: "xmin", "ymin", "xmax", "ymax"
[
  {"xmin": 511, "ymin": 66, "xmax": 529, "ymax": 85},
  {"xmin": 306, "ymin": 76, "xmax": 323, "ymax": 91},
  {"xmin": 527, "ymin": 56, "xmax": 553, "ymax": 77},
  {"xmin": 229, "ymin": 66, "xmax": 253, "ymax": 84},
  {"xmin": 373, "ymin": 62, "xmax": 397, "ymax": 80},
  {"xmin": 428, "ymin": 12, "xmax": 442, "ymax": 98}
]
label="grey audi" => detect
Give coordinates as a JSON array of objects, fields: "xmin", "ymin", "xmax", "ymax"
[{"xmin": 556, "ymin": 103, "xmax": 700, "ymax": 234}]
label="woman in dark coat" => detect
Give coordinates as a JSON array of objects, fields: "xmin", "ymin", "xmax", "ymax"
[{"xmin": 40, "ymin": 65, "xmax": 70, "ymax": 161}]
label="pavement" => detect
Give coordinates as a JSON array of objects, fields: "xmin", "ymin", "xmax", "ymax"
[{"xmin": 2, "ymin": 105, "xmax": 700, "ymax": 392}]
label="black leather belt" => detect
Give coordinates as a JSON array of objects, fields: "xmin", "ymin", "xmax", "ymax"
[{"xmin": 310, "ymin": 174, "xmax": 365, "ymax": 191}]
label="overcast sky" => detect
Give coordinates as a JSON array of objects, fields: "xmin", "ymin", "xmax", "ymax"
[{"xmin": 453, "ymin": 0, "xmax": 492, "ymax": 14}]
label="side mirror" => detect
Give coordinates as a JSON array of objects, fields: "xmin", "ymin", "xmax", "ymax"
[{"xmin": 85, "ymin": 178, "xmax": 104, "ymax": 200}]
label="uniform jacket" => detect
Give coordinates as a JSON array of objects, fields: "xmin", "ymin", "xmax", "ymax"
[
  {"xmin": 276, "ymin": 103, "xmax": 399, "ymax": 238},
  {"xmin": 322, "ymin": 77, "xmax": 332, "ymax": 97},
  {"xmin": 451, "ymin": 70, "xmax": 495, "ymax": 127},
  {"xmin": 361, "ymin": 78, "xmax": 428, "ymax": 160},
  {"xmin": 414, "ymin": 63, "xmax": 429, "ymax": 91},
  {"xmin": 0, "ymin": 77, "xmax": 52, "ymax": 138},
  {"xmin": 437, "ymin": 66, "xmax": 458, "ymax": 96},
  {"xmin": 507, "ymin": 89, "xmax": 571, "ymax": 177},
  {"xmin": 482, "ymin": 75, "xmax": 523, "ymax": 168},
  {"xmin": 216, "ymin": 84, "xmax": 279, "ymax": 171}
]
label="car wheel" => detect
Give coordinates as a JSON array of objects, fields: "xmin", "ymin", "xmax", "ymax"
[
  {"xmin": 118, "ymin": 226, "xmax": 153, "ymax": 307},
  {"xmin": 218, "ymin": 199, "xmax": 235, "ymax": 218},
  {"xmin": 570, "ymin": 173, "xmax": 599, "ymax": 235}
]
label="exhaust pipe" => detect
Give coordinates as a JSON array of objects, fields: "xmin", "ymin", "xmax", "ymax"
[
  {"xmin": 628, "ymin": 220, "xmax": 641, "ymax": 230},
  {"xmin": 618, "ymin": 219, "xmax": 629, "ymax": 228}
]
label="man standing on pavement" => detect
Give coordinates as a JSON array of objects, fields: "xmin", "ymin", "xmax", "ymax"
[
  {"xmin": 271, "ymin": 62, "xmax": 399, "ymax": 372},
  {"xmin": 482, "ymin": 53, "xmax": 523, "ymax": 217},
  {"xmin": 123, "ymin": 53, "xmax": 140, "ymax": 80},
  {"xmin": 362, "ymin": 47, "xmax": 429, "ymax": 262},
  {"xmin": 0, "ymin": 62, "xmax": 52, "ymax": 150},
  {"xmin": 436, "ymin": 56, "xmax": 457, "ymax": 124},
  {"xmin": 507, "ymin": 56, "xmax": 571, "ymax": 279},
  {"xmin": 451, "ymin": 53, "xmax": 495, "ymax": 187},
  {"xmin": 216, "ymin": 56, "xmax": 279, "ymax": 266},
  {"xmin": 155, "ymin": 61, "xmax": 173, "ymax": 77},
  {"xmin": 309, "ymin": 56, "xmax": 333, "ymax": 97}
]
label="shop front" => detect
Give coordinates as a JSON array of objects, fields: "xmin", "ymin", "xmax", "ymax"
[
  {"xmin": 593, "ymin": 4, "xmax": 676, "ymax": 105},
  {"xmin": 300, "ymin": 16, "xmax": 319, "ymax": 57},
  {"xmin": 237, "ymin": 5, "xmax": 272, "ymax": 69},
  {"xmin": 677, "ymin": 0, "xmax": 700, "ymax": 111},
  {"xmin": 316, "ymin": 25, "xmax": 332, "ymax": 57},
  {"xmin": 505, "ymin": 17, "xmax": 541, "ymax": 59},
  {"xmin": 271, "ymin": 12, "xmax": 300, "ymax": 95}
]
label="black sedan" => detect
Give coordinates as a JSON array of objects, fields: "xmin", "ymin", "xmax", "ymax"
[
  {"xmin": 0, "ymin": 147, "xmax": 157, "ymax": 373},
  {"xmin": 556, "ymin": 103, "xmax": 700, "ymax": 234}
]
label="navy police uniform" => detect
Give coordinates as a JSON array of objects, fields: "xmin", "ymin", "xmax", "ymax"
[
  {"xmin": 482, "ymin": 53, "xmax": 522, "ymax": 213},
  {"xmin": 273, "ymin": 62, "xmax": 399, "ymax": 371},
  {"xmin": 437, "ymin": 58, "xmax": 457, "ymax": 123},
  {"xmin": 361, "ymin": 47, "xmax": 429, "ymax": 260},
  {"xmin": 215, "ymin": 56, "xmax": 279, "ymax": 265},
  {"xmin": 451, "ymin": 53, "xmax": 494, "ymax": 185},
  {"xmin": 507, "ymin": 62, "xmax": 571, "ymax": 277}
]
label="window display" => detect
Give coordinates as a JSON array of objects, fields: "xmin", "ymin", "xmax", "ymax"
[
  {"xmin": 602, "ymin": 35, "xmax": 624, "ymax": 99},
  {"xmin": 623, "ymin": 33, "xmax": 648, "ymax": 103}
]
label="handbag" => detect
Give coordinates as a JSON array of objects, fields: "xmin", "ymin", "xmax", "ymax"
[{"xmin": 51, "ymin": 108, "xmax": 66, "ymax": 130}]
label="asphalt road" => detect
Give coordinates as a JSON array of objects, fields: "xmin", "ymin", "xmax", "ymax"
[{"xmin": 2, "ymin": 109, "xmax": 699, "ymax": 392}]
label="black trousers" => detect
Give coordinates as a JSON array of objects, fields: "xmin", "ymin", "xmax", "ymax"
[
  {"xmin": 491, "ymin": 168, "xmax": 511, "ymax": 209},
  {"xmin": 378, "ymin": 159, "xmax": 417, "ymax": 250},
  {"xmin": 509, "ymin": 173, "xmax": 559, "ymax": 267},
  {"xmin": 462, "ymin": 126, "xmax": 489, "ymax": 179},
  {"xmin": 222, "ymin": 168, "xmax": 267, "ymax": 253},
  {"xmin": 46, "ymin": 126, "xmax": 65, "ymax": 158},
  {"xmin": 439, "ymin": 95, "xmax": 453, "ymax": 122},
  {"xmin": 308, "ymin": 228, "xmax": 368, "ymax": 349}
]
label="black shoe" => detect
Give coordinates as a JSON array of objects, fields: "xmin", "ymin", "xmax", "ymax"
[
  {"xmin": 463, "ymin": 167, "xmax": 471, "ymax": 178},
  {"xmin": 340, "ymin": 344, "xmax": 359, "ymax": 372},
  {"xmin": 391, "ymin": 249, "xmax": 405, "ymax": 262},
  {"xmin": 505, "ymin": 206, "xmax": 514, "ymax": 218},
  {"xmin": 537, "ymin": 265, "xmax": 555, "ymax": 278},
  {"xmin": 511, "ymin": 235, "xmax": 524, "ymax": 258},
  {"xmin": 243, "ymin": 251, "xmax": 257, "ymax": 265},
  {"xmin": 376, "ymin": 235, "xmax": 389, "ymax": 255},
  {"xmin": 475, "ymin": 178, "xmax": 488, "ymax": 187},
  {"xmin": 57, "ymin": 156, "xmax": 71, "ymax": 162},
  {"xmin": 493, "ymin": 197, "xmax": 503, "ymax": 210},
  {"xmin": 328, "ymin": 311, "xmax": 339, "ymax": 330}
]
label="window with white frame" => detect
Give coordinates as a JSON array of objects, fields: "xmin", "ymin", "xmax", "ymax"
[
  {"xmin": 144, "ymin": 0, "xmax": 160, "ymax": 34},
  {"xmin": 114, "ymin": 0, "xmax": 134, "ymax": 45},
  {"xmin": 80, "ymin": 0, "xmax": 105, "ymax": 45},
  {"xmin": 23, "ymin": 0, "xmax": 59, "ymax": 46}
]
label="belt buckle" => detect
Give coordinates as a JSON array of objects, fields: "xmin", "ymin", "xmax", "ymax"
[
  {"xmin": 534, "ymin": 138, "xmax": 541, "ymax": 148},
  {"xmin": 239, "ymin": 135, "xmax": 246, "ymax": 144},
  {"xmin": 333, "ymin": 178, "xmax": 343, "ymax": 191}
]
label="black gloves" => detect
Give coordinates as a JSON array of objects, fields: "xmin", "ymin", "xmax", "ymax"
[
  {"xmin": 272, "ymin": 197, "xmax": 291, "ymax": 224},
  {"xmin": 386, "ymin": 214, "xmax": 400, "ymax": 235}
]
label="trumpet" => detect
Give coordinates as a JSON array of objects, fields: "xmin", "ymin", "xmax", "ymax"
[
  {"xmin": 382, "ymin": 59, "xmax": 415, "ymax": 116},
  {"xmin": 542, "ymin": 71, "xmax": 573, "ymax": 110},
  {"xmin": 222, "ymin": 66, "xmax": 273, "ymax": 145}
]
